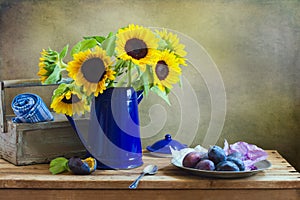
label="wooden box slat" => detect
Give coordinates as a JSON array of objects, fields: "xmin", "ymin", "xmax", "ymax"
[{"xmin": 0, "ymin": 114, "xmax": 86, "ymax": 165}]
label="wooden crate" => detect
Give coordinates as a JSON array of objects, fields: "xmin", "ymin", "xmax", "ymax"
[{"xmin": 0, "ymin": 79, "xmax": 86, "ymax": 165}]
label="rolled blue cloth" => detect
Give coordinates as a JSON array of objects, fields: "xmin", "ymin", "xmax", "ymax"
[{"xmin": 11, "ymin": 93, "xmax": 54, "ymax": 123}]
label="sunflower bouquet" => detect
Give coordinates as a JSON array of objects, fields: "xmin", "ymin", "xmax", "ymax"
[{"xmin": 37, "ymin": 24, "xmax": 187, "ymax": 116}]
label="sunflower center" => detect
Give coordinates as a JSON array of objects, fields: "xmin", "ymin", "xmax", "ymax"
[
  {"xmin": 155, "ymin": 60, "xmax": 169, "ymax": 80},
  {"xmin": 62, "ymin": 94, "xmax": 81, "ymax": 104},
  {"xmin": 81, "ymin": 58, "xmax": 106, "ymax": 83},
  {"xmin": 125, "ymin": 38, "xmax": 148, "ymax": 60}
]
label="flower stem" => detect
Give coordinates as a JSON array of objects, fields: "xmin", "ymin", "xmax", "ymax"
[
  {"xmin": 127, "ymin": 61, "xmax": 132, "ymax": 87},
  {"xmin": 59, "ymin": 60, "xmax": 68, "ymax": 69}
]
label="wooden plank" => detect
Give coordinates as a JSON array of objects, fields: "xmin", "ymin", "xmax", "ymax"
[
  {"xmin": 2, "ymin": 79, "xmax": 42, "ymax": 88},
  {"xmin": 0, "ymin": 189, "xmax": 299, "ymax": 200},
  {"xmin": 0, "ymin": 172, "xmax": 299, "ymax": 189},
  {"xmin": 1, "ymin": 78, "xmax": 70, "ymax": 89},
  {"xmin": 17, "ymin": 127, "xmax": 86, "ymax": 165},
  {"xmin": 0, "ymin": 123, "xmax": 17, "ymax": 163},
  {"xmin": 0, "ymin": 151, "xmax": 299, "ymax": 190},
  {"xmin": 6, "ymin": 115, "xmax": 74, "ymax": 132}
]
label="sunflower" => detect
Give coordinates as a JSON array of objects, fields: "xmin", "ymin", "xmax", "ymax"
[
  {"xmin": 152, "ymin": 50, "xmax": 182, "ymax": 92},
  {"xmin": 50, "ymin": 88, "xmax": 89, "ymax": 116},
  {"xmin": 37, "ymin": 49, "xmax": 60, "ymax": 83},
  {"xmin": 115, "ymin": 24, "xmax": 159, "ymax": 71},
  {"xmin": 156, "ymin": 29, "xmax": 187, "ymax": 66},
  {"xmin": 37, "ymin": 64, "xmax": 49, "ymax": 83},
  {"xmin": 67, "ymin": 46, "xmax": 115, "ymax": 97}
]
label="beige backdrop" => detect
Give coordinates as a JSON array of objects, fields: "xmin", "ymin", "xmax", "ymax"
[{"xmin": 0, "ymin": 0, "xmax": 299, "ymax": 170}]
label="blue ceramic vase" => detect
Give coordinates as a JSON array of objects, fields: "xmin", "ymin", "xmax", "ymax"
[{"xmin": 67, "ymin": 87, "xmax": 143, "ymax": 169}]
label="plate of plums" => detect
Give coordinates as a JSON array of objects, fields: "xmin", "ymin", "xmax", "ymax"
[{"xmin": 171, "ymin": 145, "xmax": 271, "ymax": 178}]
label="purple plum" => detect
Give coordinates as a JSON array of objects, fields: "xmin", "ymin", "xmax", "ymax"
[
  {"xmin": 216, "ymin": 161, "xmax": 240, "ymax": 171},
  {"xmin": 183, "ymin": 152, "xmax": 204, "ymax": 168},
  {"xmin": 195, "ymin": 159, "xmax": 215, "ymax": 171},
  {"xmin": 226, "ymin": 156, "xmax": 245, "ymax": 171},
  {"xmin": 208, "ymin": 145, "xmax": 226, "ymax": 165}
]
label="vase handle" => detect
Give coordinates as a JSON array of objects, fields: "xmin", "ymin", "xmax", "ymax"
[{"xmin": 137, "ymin": 90, "xmax": 143, "ymax": 105}]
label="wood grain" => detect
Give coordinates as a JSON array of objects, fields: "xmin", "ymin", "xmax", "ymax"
[
  {"xmin": 0, "ymin": 189, "xmax": 299, "ymax": 200},
  {"xmin": 0, "ymin": 150, "xmax": 299, "ymax": 191}
]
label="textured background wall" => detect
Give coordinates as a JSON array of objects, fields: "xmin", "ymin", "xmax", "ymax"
[{"xmin": 0, "ymin": 0, "xmax": 299, "ymax": 170}]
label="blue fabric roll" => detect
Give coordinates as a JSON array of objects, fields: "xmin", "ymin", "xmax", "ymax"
[{"xmin": 11, "ymin": 93, "xmax": 54, "ymax": 123}]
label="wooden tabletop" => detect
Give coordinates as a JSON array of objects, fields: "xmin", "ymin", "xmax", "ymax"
[{"xmin": 0, "ymin": 150, "xmax": 299, "ymax": 200}]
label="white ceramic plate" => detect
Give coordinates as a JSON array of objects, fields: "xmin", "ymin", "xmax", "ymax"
[
  {"xmin": 171, "ymin": 159, "xmax": 271, "ymax": 178},
  {"xmin": 148, "ymin": 151, "xmax": 173, "ymax": 158}
]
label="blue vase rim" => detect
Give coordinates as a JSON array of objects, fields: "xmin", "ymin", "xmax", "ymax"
[{"xmin": 95, "ymin": 87, "xmax": 143, "ymax": 102}]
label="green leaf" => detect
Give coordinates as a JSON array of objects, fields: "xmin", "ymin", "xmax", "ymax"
[
  {"xmin": 58, "ymin": 77, "xmax": 73, "ymax": 84},
  {"xmin": 131, "ymin": 79, "xmax": 144, "ymax": 92},
  {"xmin": 107, "ymin": 32, "xmax": 114, "ymax": 38},
  {"xmin": 44, "ymin": 56, "xmax": 58, "ymax": 63},
  {"xmin": 133, "ymin": 63, "xmax": 142, "ymax": 79},
  {"xmin": 140, "ymin": 65, "xmax": 154, "ymax": 97},
  {"xmin": 115, "ymin": 59, "xmax": 124, "ymax": 68},
  {"xmin": 150, "ymin": 86, "xmax": 171, "ymax": 105},
  {"xmin": 157, "ymin": 38, "xmax": 168, "ymax": 51},
  {"xmin": 59, "ymin": 44, "xmax": 69, "ymax": 59},
  {"xmin": 70, "ymin": 42, "xmax": 82, "ymax": 56},
  {"xmin": 44, "ymin": 65, "xmax": 62, "ymax": 84},
  {"xmin": 46, "ymin": 49, "xmax": 58, "ymax": 56},
  {"xmin": 52, "ymin": 83, "xmax": 69, "ymax": 100},
  {"xmin": 71, "ymin": 39, "xmax": 97, "ymax": 56},
  {"xmin": 101, "ymin": 34, "xmax": 116, "ymax": 56},
  {"xmin": 165, "ymin": 87, "xmax": 171, "ymax": 95},
  {"xmin": 83, "ymin": 36, "xmax": 106, "ymax": 44},
  {"xmin": 43, "ymin": 64, "xmax": 56, "ymax": 75},
  {"xmin": 141, "ymin": 72, "xmax": 150, "ymax": 97},
  {"xmin": 49, "ymin": 157, "xmax": 69, "ymax": 175}
]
